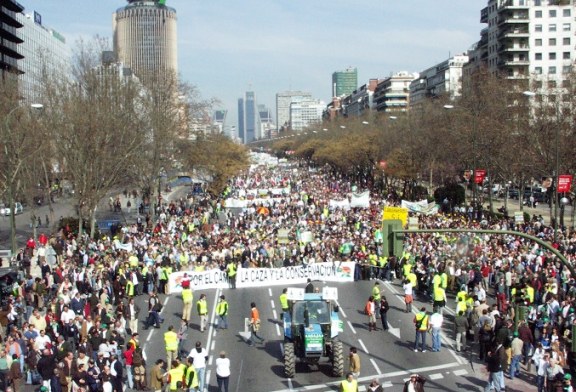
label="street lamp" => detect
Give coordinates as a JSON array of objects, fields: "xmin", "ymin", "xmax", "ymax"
[
  {"xmin": 4, "ymin": 103, "xmax": 44, "ymax": 253},
  {"xmin": 523, "ymin": 90, "xmax": 561, "ymax": 242}
]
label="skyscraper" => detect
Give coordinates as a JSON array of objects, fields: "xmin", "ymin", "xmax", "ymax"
[
  {"xmin": 237, "ymin": 91, "xmax": 259, "ymax": 144},
  {"xmin": 332, "ymin": 67, "xmax": 358, "ymax": 98},
  {"xmin": 0, "ymin": 0, "xmax": 24, "ymax": 78},
  {"xmin": 113, "ymin": 0, "xmax": 177, "ymax": 80}
]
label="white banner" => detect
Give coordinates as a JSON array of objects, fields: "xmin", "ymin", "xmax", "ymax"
[
  {"xmin": 350, "ymin": 191, "xmax": 370, "ymax": 208},
  {"xmin": 167, "ymin": 262, "xmax": 356, "ymax": 292},
  {"xmin": 401, "ymin": 199, "xmax": 439, "ymax": 215},
  {"xmin": 329, "ymin": 199, "xmax": 350, "ymax": 210}
]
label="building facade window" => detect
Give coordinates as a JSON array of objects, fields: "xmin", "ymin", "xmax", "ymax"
[
  {"xmin": 549, "ymin": 52, "xmax": 556, "ymax": 60},
  {"xmin": 549, "ymin": 24, "xmax": 556, "ymax": 32},
  {"xmin": 549, "ymin": 10, "xmax": 556, "ymax": 18},
  {"xmin": 563, "ymin": 37, "xmax": 570, "ymax": 45},
  {"xmin": 549, "ymin": 66, "xmax": 556, "ymax": 74},
  {"xmin": 535, "ymin": 67, "xmax": 542, "ymax": 74},
  {"xmin": 563, "ymin": 52, "xmax": 570, "ymax": 60},
  {"xmin": 563, "ymin": 9, "xmax": 571, "ymax": 17},
  {"xmin": 563, "ymin": 66, "xmax": 572, "ymax": 74},
  {"xmin": 549, "ymin": 38, "xmax": 556, "ymax": 46},
  {"xmin": 535, "ymin": 53, "xmax": 542, "ymax": 60},
  {"xmin": 535, "ymin": 24, "xmax": 542, "ymax": 32},
  {"xmin": 562, "ymin": 23, "xmax": 570, "ymax": 32},
  {"xmin": 535, "ymin": 38, "xmax": 543, "ymax": 46},
  {"xmin": 535, "ymin": 10, "xmax": 542, "ymax": 18}
]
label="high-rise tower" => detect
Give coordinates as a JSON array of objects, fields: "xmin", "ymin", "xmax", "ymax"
[{"xmin": 113, "ymin": 0, "xmax": 177, "ymax": 79}]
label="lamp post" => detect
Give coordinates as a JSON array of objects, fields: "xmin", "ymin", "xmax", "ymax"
[
  {"xmin": 523, "ymin": 90, "xmax": 560, "ymax": 243},
  {"xmin": 4, "ymin": 103, "xmax": 44, "ymax": 254}
]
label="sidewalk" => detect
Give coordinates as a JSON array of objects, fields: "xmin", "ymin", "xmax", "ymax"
[{"xmin": 483, "ymin": 195, "xmax": 575, "ymax": 227}]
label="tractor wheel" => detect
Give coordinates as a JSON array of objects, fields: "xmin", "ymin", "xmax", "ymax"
[
  {"xmin": 331, "ymin": 340, "xmax": 344, "ymax": 377},
  {"xmin": 284, "ymin": 342, "xmax": 296, "ymax": 378}
]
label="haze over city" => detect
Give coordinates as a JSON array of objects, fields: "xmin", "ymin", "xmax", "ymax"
[{"xmin": 23, "ymin": 0, "xmax": 485, "ymax": 121}]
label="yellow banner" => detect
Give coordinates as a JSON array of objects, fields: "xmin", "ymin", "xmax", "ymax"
[{"xmin": 382, "ymin": 206, "xmax": 409, "ymax": 227}]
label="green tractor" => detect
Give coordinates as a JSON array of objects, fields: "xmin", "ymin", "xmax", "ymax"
[{"xmin": 282, "ymin": 287, "xmax": 344, "ymax": 378}]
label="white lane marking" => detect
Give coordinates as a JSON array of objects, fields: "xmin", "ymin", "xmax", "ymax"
[
  {"xmin": 234, "ymin": 359, "xmax": 243, "ymax": 392},
  {"xmin": 162, "ymin": 296, "xmax": 169, "ymax": 308},
  {"xmin": 271, "ymin": 299, "xmax": 276, "ymax": 309},
  {"xmin": 429, "ymin": 373, "xmax": 443, "ymax": 380},
  {"xmin": 208, "ymin": 356, "xmax": 213, "ymax": 366},
  {"xmin": 275, "ymin": 321, "xmax": 281, "ymax": 336},
  {"xmin": 453, "ymin": 369, "xmax": 468, "ymax": 376},
  {"xmin": 358, "ymin": 339, "xmax": 368, "ymax": 354},
  {"xmin": 382, "ymin": 381, "xmax": 393, "ymax": 389},
  {"xmin": 369, "ymin": 358, "xmax": 381, "ymax": 375},
  {"xmin": 347, "ymin": 320, "xmax": 356, "ymax": 334},
  {"xmin": 287, "ymin": 378, "xmax": 293, "ymax": 390},
  {"xmin": 358, "ymin": 386, "xmax": 366, "ymax": 392},
  {"xmin": 268, "ymin": 288, "xmax": 273, "ymax": 296},
  {"xmin": 146, "ymin": 329, "xmax": 153, "ymax": 342},
  {"xmin": 204, "ymin": 287, "xmax": 220, "ymax": 387},
  {"xmin": 142, "ymin": 351, "xmax": 147, "ymax": 361},
  {"xmin": 335, "ymin": 300, "xmax": 347, "ymax": 318},
  {"xmin": 205, "ymin": 370, "xmax": 211, "ymax": 391},
  {"xmin": 211, "ymin": 340, "xmax": 215, "ymax": 351},
  {"xmin": 279, "ymin": 342, "xmax": 284, "ymax": 356},
  {"xmin": 268, "ymin": 362, "xmax": 461, "ymax": 392}
]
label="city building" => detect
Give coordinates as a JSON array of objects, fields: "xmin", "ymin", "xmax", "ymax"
[
  {"xmin": 237, "ymin": 91, "xmax": 259, "ymax": 143},
  {"xmin": 16, "ymin": 10, "xmax": 70, "ymax": 101},
  {"xmin": 332, "ymin": 67, "xmax": 358, "ymax": 98},
  {"xmin": 0, "ymin": 0, "xmax": 24, "ymax": 77},
  {"xmin": 113, "ymin": 0, "xmax": 178, "ymax": 80},
  {"xmin": 213, "ymin": 109, "xmax": 227, "ymax": 134},
  {"xmin": 373, "ymin": 72, "xmax": 418, "ymax": 113},
  {"xmin": 409, "ymin": 54, "xmax": 469, "ymax": 108},
  {"xmin": 258, "ymin": 104, "xmax": 275, "ymax": 139},
  {"xmin": 276, "ymin": 91, "xmax": 312, "ymax": 132},
  {"xmin": 290, "ymin": 98, "xmax": 325, "ymax": 132},
  {"xmin": 466, "ymin": 0, "xmax": 575, "ymax": 84},
  {"xmin": 344, "ymin": 79, "xmax": 379, "ymax": 117}
]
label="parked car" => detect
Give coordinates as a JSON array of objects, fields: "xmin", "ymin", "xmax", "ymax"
[{"xmin": 0, "ymin": 202, "xmax": 23, "ymax": 216}]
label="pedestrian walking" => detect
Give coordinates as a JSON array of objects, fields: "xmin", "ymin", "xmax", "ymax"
[
  {"xmin": 365, "ymin": 296, "xmax": 377, "ymax": 332},
  {"xmin": 216, "ymin": 295, "xmax": 229, "ymax": 330},
  {"xmin": 248, "ymin": 302, "xmax": 264, "ymax": 346},
  {"xmin": 429, "ymin": 311, "xmax": 443, "ymax": 352},
  {"xmin": 348, "ymin": 347, "xmax": 360, "ymax": 378},
  {"xmin": 484, "ymin": 343, "xmax": 506, "ymax": 392},
  {"xmin": 181, "ymin": 286, "xmax": 193, "ymax": 324},
  {"xmin": 454, "ymin": 310, "xmax": 469, "ymax": 352},
  {"xmin": 215, "ymin": 351, "xmax": 230, "ymax": 392},
  {"xmin": 379, "ymin": 296, "xmax": 389, "ymax": 331},
  {"xmin": 188, "ymin": 341, "xmax": 208, "ymax": 392},
  {"xmin": 509, "ymin": 331, "xmax": 523, "ymax": 380},
  {"xmin": 403, "ymin": 279, "xmax": 413, "ymax": 313},
  {"xmin": 164, "ymin": 326, "xmax": 179, "ymax": 368},
  {"xmin": 403, "ymin": 374, "xmax": 426, "ymax": 392},
  {"xmin": 413, "ymin": 307, "xmax": 429, "ymax": 352},
  {"xmin": 339, "ymin": 372, "xmax": 358, "ymax": 392},
  {"xmin": 197, "ymin": 294, "xmax": 208, "ymax": 332},
  {"xmin": 279, "ymin": 288, "xmax": 289, "ymax": 321},
  {"xmin": 371, "ymin": 282, "xmax": 381, "ymax": 318}
]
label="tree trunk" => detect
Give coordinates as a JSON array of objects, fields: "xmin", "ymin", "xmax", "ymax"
[
  {"xmin": 90, "ymin": 205, "xmax": 97, "ymax": 239},
  {"xmin": 77, "ymin": 202, "xmax": 84, "ymax": 239}
]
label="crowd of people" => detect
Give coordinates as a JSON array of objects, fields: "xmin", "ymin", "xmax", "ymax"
[{"xmin": 0, "ymin": 157, "xmax": 575, "ymax": 392}]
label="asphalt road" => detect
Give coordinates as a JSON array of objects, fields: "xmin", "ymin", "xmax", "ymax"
[{"xmin": 137, "ymin": 279, "xmax": 533, "ymax": 392}]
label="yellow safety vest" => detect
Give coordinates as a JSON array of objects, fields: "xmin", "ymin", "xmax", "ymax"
[
  {"xmin": 456, "ymin": 301, "xmax": 467, "ymax": 315},
  {"xmin": 129, "ymin": 255, "xmax": 138, "ymax": 268},
  {"xmin": 341, "ymin": 379, "xmax": 358, "ymax": 392},
  {"xmin": 227, "ymin": 263, "xmax": 237, "ymax": 277},
  {"xmin": 185, "ymin": 364, "xmax": 199, "ymax": 389},
  {"xmin": 126, "ymin": 281, "xmax": 135, "ymax": 297},
  {"xmin": 440, "ymin": 273, "xmax": 448, "ymax": 289},
  {"xmin": 526, "ymin": 286, "xmax": 535, "ymax": 304},
  {"xmin": 432, "ymin": 274, "xmax": 441, "ymax": 290},
  {"xmin": 415, "ymin": 313, "xmax": 429, "ymax": 331},
  {"xmin": 433, "ymin": 286, "xmax": 445, "ymax": 302},
  {"xmin": 182, "ymin": 288, "xmax": 193, "ymax": 304},
  {"xmin": 403, "ymin": 263, "xmax": 412, "ymax": 277},
  {"xmin": 168, "ymin": 366, "xmax": 185, "ymax": 391},
  {"xmin": 372, "ymin": 285, "xmax": 381, "ymax": 301},
  {"xmin": 408, "ymin": 272, "xmax": 417, "ymax": 287},
  {"xmin": 279, "ymin": 293, "xmax": 289, "ymax": 310},
  {"xmin": 164, "ymin": 331, "xmax": 178, "ymax": 351},
  {"xmin": 216, "ymin": 300, "xmax": 228, "ymax": 316},
  {"xmin": 197, "ymin": 299, "xmax": 207, "ymax": 315}
]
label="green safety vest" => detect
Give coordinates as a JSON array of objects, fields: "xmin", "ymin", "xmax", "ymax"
[{"xmin": 372, "ymin": 285, "xmax": 381, "ymax": 301}]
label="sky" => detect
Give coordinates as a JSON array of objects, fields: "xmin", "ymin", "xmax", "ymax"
[{"xmin": 23, "ymin": 0, "xmax": 487, "ymax": 126}]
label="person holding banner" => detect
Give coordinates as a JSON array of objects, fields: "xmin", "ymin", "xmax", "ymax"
[{"xmin": 197, "ymin": 294, "xmax": 208, "ymax": 333}]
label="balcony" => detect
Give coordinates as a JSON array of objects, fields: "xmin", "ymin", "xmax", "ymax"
[
  {"xmin": 502, "ymin": 58, "xmax": 530, "ymax": 66},
  {"xmin": 499, "ymin": 28, "xmax": 529, "ymax": 38},
  {"xmin": 500, "ymin": 0, "xmax": 529, "ymax": 10},
  {"xmin": 498, "ymin": 44, "xmax": 529, "ymax": 53},
  {"xmin": 481, "ymin": 7, "xmax": 489, "ymax": 23},
  {"xmin": 498, "ymin": 14, "xmax": 529, "ymax": 25}
]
